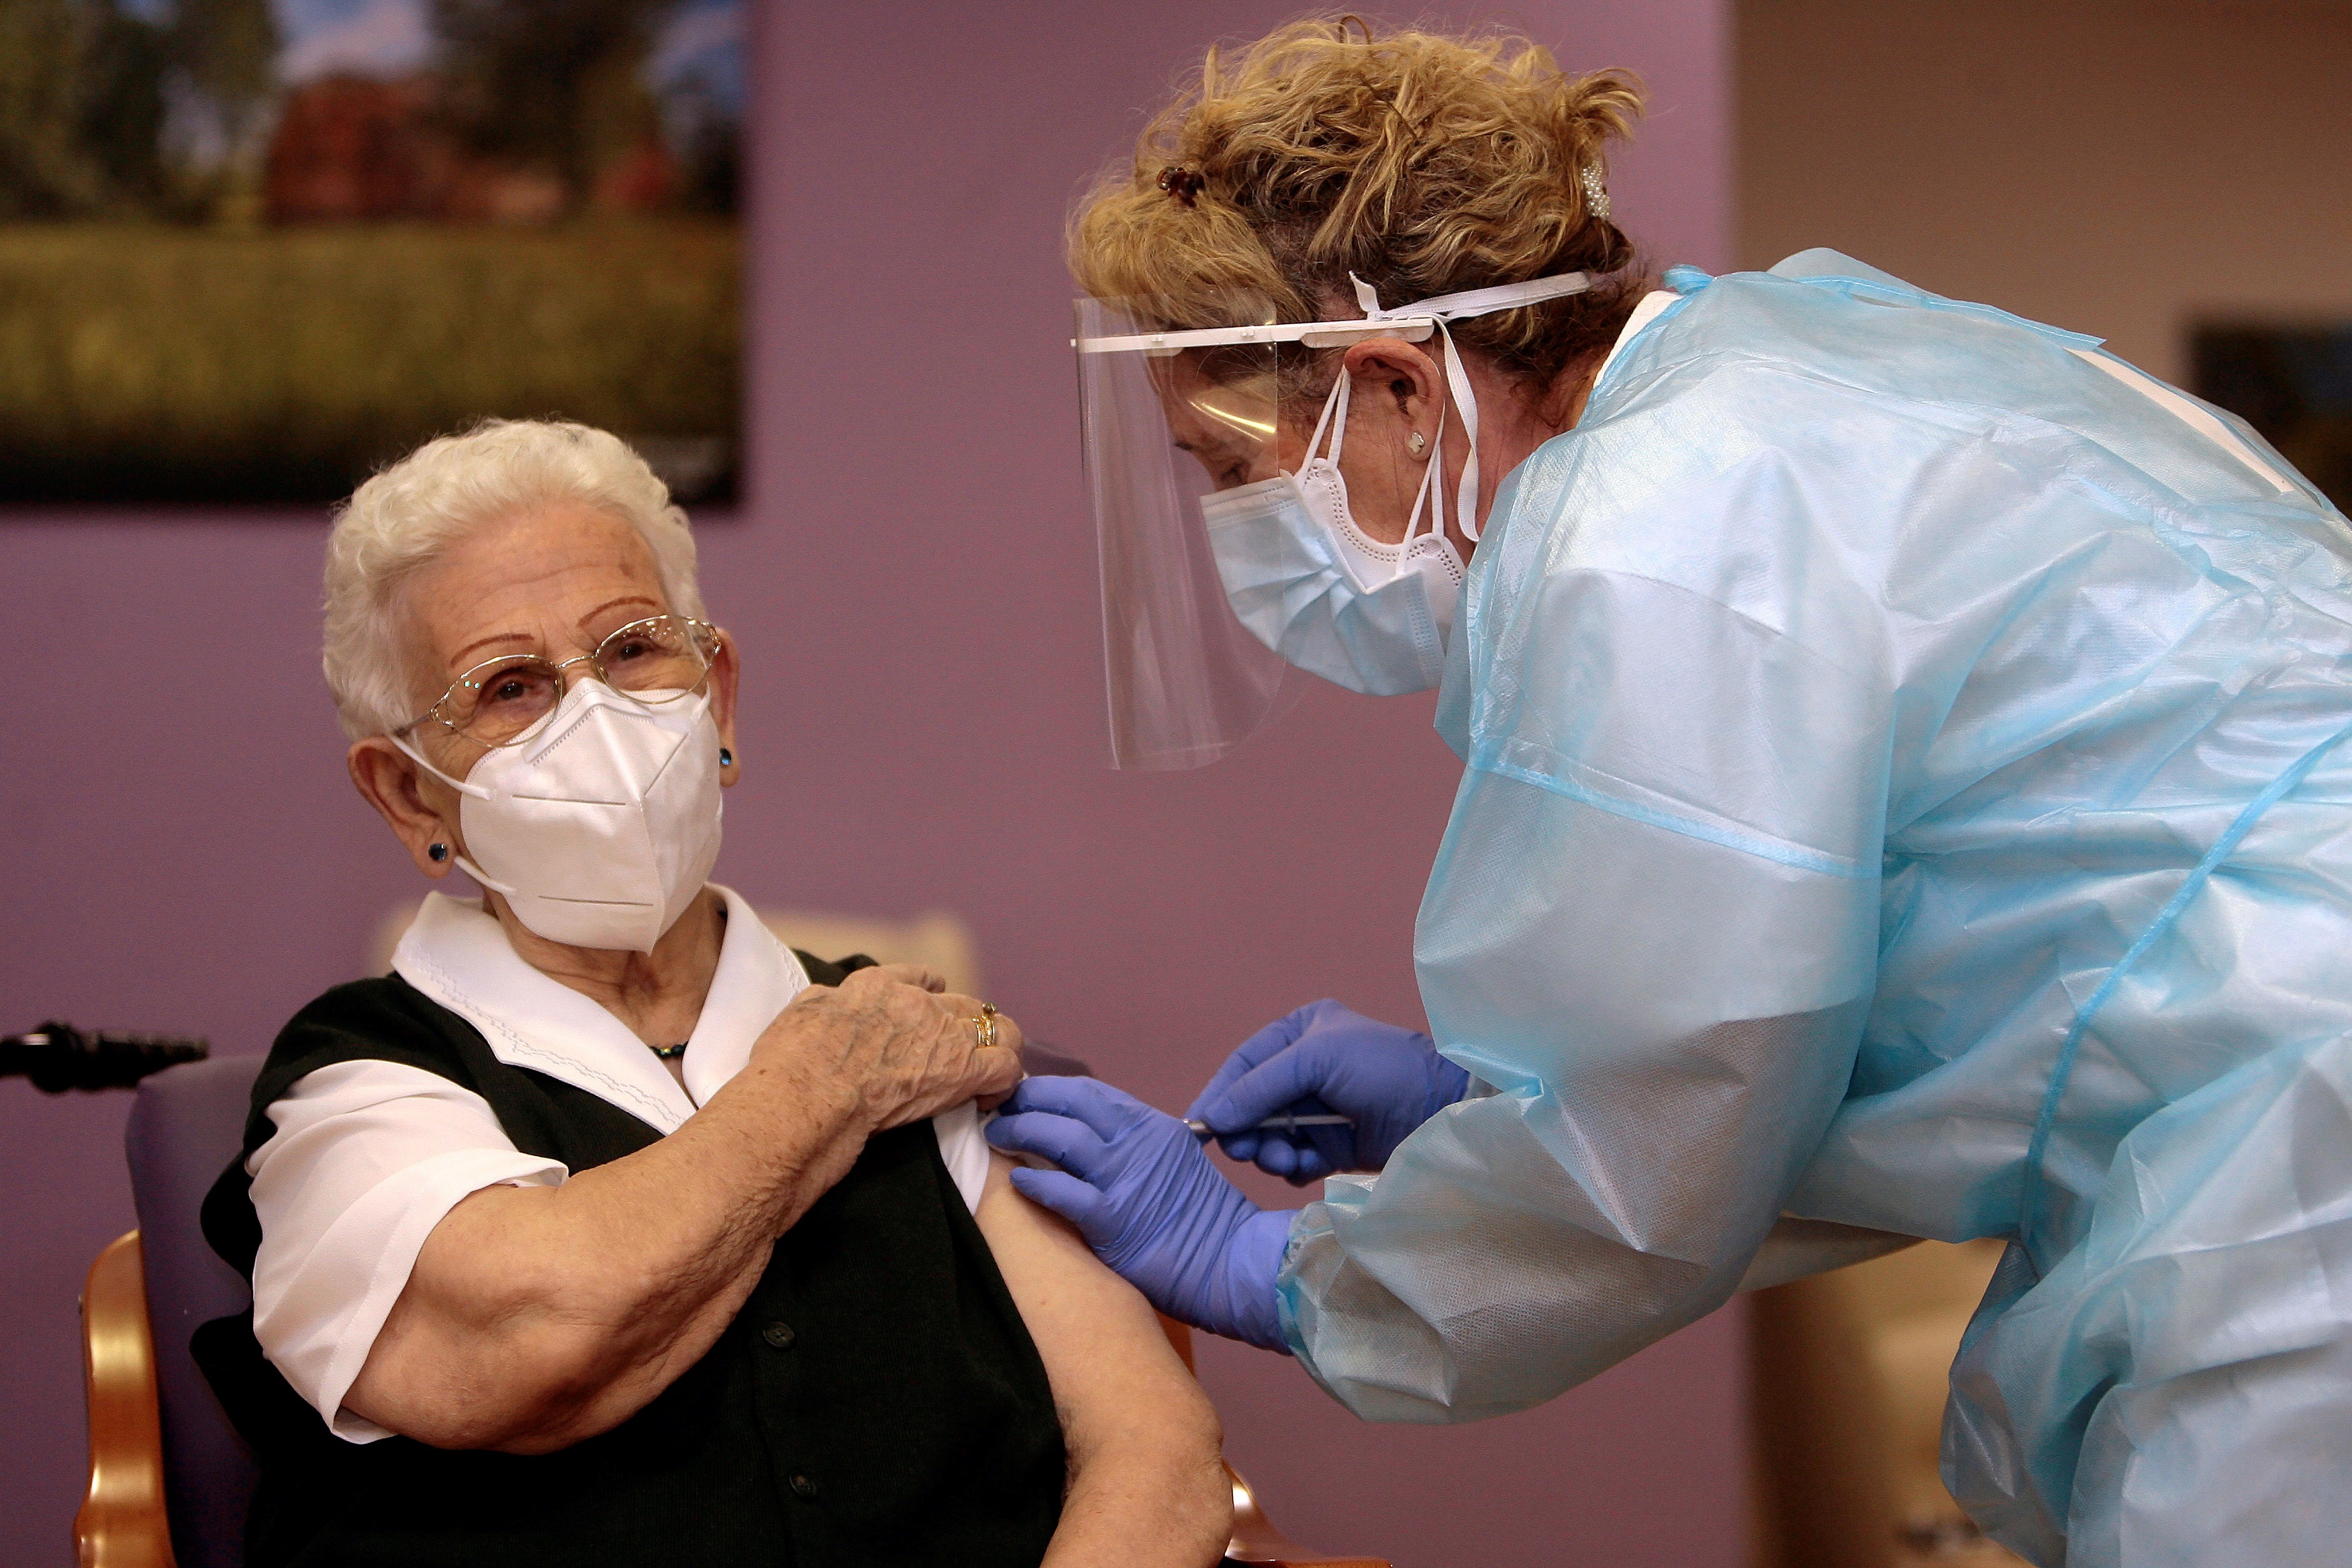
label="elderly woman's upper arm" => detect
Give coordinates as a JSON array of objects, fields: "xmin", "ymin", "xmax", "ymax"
[
  {"xmin": 248, "ymin": 1059, "xmax": 568, "ymax": 1440},
  {"xmin": 972, "ymin": 1150, "xmax": 1226, "ymax": 1487}
]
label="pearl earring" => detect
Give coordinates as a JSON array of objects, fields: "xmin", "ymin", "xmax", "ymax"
[
  {"xmin": 1408, "ymin": 431, "xmax": 1426, "ymax": 456},
  {"xmin": 719, "ymin": 747, "xmax": 734, "ymax": 768},
  {"xmin": 429, "ymin": 843, "xmax": 449, "ymax": 863}
]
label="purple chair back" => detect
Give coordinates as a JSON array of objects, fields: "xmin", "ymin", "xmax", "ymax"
[{"xmin": 125, "ymin": 1055, "xmax": 262, "ymax": 1568}]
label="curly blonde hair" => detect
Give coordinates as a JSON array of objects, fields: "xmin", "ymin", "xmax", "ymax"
[{"xmin": 1071, "ymin": 16, "xmax": 1647, "ymax": 395}]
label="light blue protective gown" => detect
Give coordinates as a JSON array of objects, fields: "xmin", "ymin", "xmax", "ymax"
[{"xmin": 1275, "ymin": 250, "xmax": 2352, "ymax": 1567}]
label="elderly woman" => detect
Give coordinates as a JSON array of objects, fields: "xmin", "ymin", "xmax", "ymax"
[{"xmin": 192, "ymin": 420, "xmax": 1228, "ymax": 1567}]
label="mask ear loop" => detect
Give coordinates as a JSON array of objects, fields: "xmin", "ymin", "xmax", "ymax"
[
  {"xmin": 1432, "ymin": 320, "xmax": 1486, "ymax": 544},
  {"xmin": 1304, "ymin": 352, "xmax": 1351, "ymax": 470},
  {"xmin": 386, "ymin": 732, "xmax": 518, "ymax": 897},
  {"xmin": 1308, "ymin": 324, "xmax": 1470, "ymax": 556},
  {"xmin": 1401, "ymin": 376, "xmax": 1451, "ymax": 549},
  {"xmin": 391, "ymin": 730, "xmax": 489, "ymax": 801}
]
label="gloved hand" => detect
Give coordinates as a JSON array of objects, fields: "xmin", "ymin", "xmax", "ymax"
[
  {"xmin": 985, "ymin": 1076, "xmax": 1294, "ymax": 1351},
  {"xmin": 1186, "ymin": 999, "xmax": 1470, "ymax": 1185}
]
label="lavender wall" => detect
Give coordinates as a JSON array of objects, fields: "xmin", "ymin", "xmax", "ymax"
[{"xmin": 0, "ymin": 3, "xmax": 1734, "ymax": 1563}]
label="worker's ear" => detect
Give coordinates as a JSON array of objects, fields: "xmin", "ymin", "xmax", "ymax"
[{"xmin": 1340, "ymin": 336, "xmax": 1447, "ymax": 442}]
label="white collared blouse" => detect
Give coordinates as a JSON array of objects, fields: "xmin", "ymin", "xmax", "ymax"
[{"xmin": 245, "ymin": 884, "xmax": 991, "ymax": 1442}]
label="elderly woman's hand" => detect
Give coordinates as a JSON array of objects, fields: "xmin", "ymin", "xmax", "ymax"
[{"xmin": 756, "ymin": 963, "xmax": 1025, "ymax": 1132}]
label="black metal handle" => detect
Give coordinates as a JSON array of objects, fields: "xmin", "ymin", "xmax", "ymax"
[{"xmin": 0, "ymin": 1020, "xmax": 210, "ymax": 1093}]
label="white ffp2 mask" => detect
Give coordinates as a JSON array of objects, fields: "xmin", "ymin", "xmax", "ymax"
[{"xmin": 396, "ymin": 679, "xmax": 724, "ymax": 953}]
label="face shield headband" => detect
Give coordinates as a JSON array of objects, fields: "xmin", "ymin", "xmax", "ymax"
[{"xmin": 1074, "ymin": 269, "xmax": 1598, "ymax": 769}]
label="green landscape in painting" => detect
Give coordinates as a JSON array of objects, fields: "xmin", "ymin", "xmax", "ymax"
[
  {"xmin": 0, "ymin": 219, "xmax": 737, "ymax": 503},
  {"xmin": 0, "ymin": 0, "xmax": 742, "ymax": 504}
]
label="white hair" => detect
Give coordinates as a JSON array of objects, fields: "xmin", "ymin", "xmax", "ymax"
[{"xmin": 323, "ymin": 420, "xmax": 710, "ymax": 740}]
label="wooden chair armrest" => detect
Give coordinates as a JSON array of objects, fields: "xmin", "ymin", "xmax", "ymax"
[
  {"xmin": 1222, "ymin": 1461, "xmax": 1391, "ymax": 1567},
  {"xmin": 75, "ymin": 1230, "xmax": 177, "ymax": 1568}
]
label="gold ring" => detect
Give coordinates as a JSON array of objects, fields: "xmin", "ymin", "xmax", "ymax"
[{"xmin": 973, "ymin": 1002, "xmax": 1001, "ymax": 1050}]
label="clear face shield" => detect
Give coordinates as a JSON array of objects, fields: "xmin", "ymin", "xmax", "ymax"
[
  {"xmin": 1074, "ymin": 272, "xmax": 1598, "ymax": 769},
  {"xmin": 1081, "ymin": 294, "xmax": 1466, "ymax": 768},
  {"xmin": 1077, "ymin": 298, "xmax": 1303, "ymax": 769}
]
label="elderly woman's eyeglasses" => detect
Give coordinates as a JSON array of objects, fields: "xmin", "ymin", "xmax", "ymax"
[{"xmin": 397, "ymin": 615, "xmax": 720, "ymax": 749}]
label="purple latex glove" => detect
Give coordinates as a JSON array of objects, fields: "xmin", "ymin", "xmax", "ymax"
[
  {"xmin": 985, "ymin": 1076, "xmax": 1293, "ymax": 1351},
  {"xmin": 1186, "ymin": 999, "xmax": 1471, "ymax": 1185}
]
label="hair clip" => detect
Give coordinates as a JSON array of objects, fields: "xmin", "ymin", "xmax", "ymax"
[
  {"xmin": 1157, "ymin": 164, "xmax": 1206, "ymax": 206},
  {"xmin": 1579, "ymin": 164, "xmax": 1612, "ymax": 223}
]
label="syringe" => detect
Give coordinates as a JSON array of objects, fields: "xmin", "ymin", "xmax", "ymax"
[{"xmin": 1183, "ymin": 1113, "xmax": 1354, "ymax": 1140}]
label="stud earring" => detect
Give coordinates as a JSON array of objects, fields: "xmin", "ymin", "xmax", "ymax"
[
  {"xmin": 428, "ymin": 843, "xmax": 449, "ymax": 863},
  {"xmin": 1407, "ymin": 431, "xmax": 1426, "ymax": 456},
  {"xmin": 719, "ymin": 747, "xmax": 734, "ymax": 768}
]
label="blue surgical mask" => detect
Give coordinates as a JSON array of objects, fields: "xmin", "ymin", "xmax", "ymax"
[{"xmin": 1202, "ymin": 360, "xmax": 1465, "ymax": 695}]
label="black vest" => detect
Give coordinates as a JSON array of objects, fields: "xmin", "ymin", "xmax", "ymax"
[{"xmin": 195, "ymin": 956, "xmax": 1066, "ymax": 1568}]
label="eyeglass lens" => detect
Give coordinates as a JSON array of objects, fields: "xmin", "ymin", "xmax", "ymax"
[{"xmin": 436, "ymin": 616, "xmax": 710, "ymax": 745}]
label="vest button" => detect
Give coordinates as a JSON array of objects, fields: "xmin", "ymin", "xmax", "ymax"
[
  {"xmin": 789, "ymin": 1473, "xmax": 818, "ymax": 1500},
  {"xmin": 761, "ymin": 1320, "xmax": 796, "ymax": 1350}
]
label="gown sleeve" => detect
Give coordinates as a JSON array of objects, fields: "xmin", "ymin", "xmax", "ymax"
[{"xmin": 1277, "ymin": 388, "xmax": 1896, "ymax": 1423}]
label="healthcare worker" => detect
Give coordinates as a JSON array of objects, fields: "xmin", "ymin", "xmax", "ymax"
[{"xmin": 985, "ymin": 17, "xmax": 2352, "ymax": 1567}]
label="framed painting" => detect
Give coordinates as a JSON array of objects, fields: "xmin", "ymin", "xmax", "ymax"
[{"xmin": 0, "ymin": 0, "xmax": 742, "ymax": 504}]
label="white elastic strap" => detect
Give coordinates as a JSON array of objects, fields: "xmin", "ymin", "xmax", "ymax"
[
  {"xmin": 1316, "ymin": 330, "xmax": 1451, "ymax": 550},
  {"xmin": 1310, "ymin": 359, "xmax": 1351, "ymax": 467},
  {"xmin": 1351, "ymin": 270, "xmax": 1594, "ymax": 324},
  {"xmin": 1350, "ymin": 273, "xmax": 1568, "ymax": 545},
  {"xmin": 390, "ymin": 732, "xmax": 488, "ymax": 801},
  {"xmin": 1433, "ymin": 320, "xmax": 1487, "ymax": 544},
  {"xmin": 1081, "ymin": 271, "xmax": 1599, "ymax": 356},
  {"xmin": 1404, "ymin": 365, "xmax": 1451, "ymax": 546},
  {"xmin": 450, "ymin": 852, "xmax": 516, "ymax": 898},
  {"xmin": 386, "ymin": 734, "xmax": 516, "ymax": 897}
]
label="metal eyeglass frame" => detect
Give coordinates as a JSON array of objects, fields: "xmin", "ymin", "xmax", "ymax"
[{"xmin": 393, "ymin": 614, "xmax": 723, "ymax": 750}]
